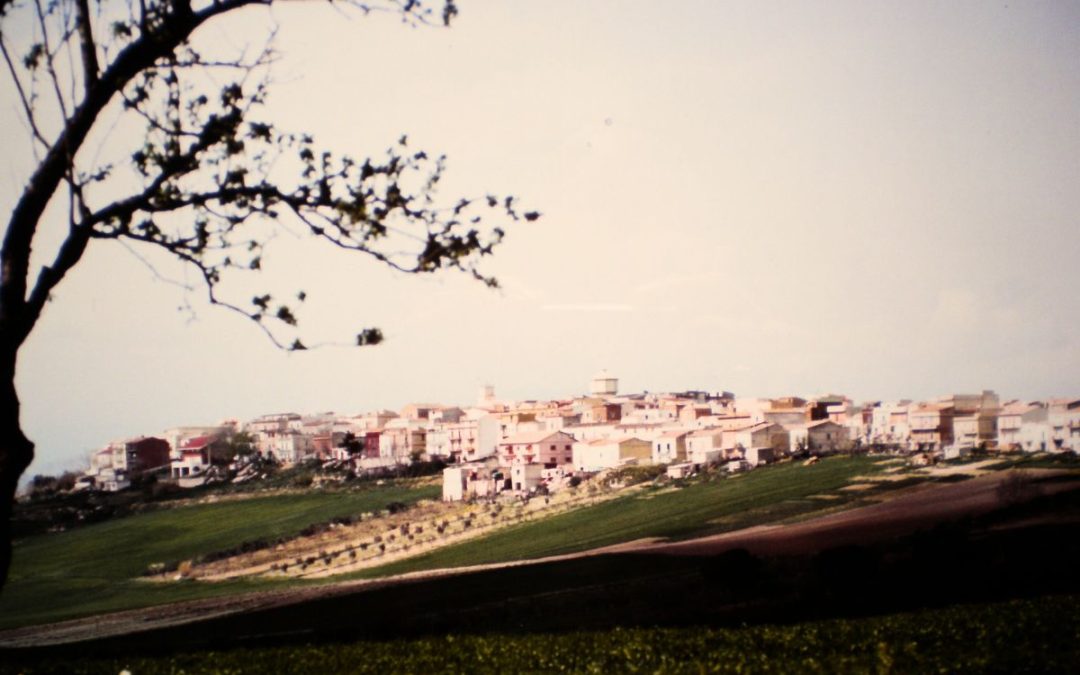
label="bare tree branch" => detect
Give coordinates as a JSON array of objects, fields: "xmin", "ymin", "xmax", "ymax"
[
  {"xmin": 33, "ymin": 0, "xmax": 71, "ymax": 122},
  {"xmin": 0, "ymin": 36, "xmax": 49, "ymax": 150},
  {"xmin": 2, "ymin": 0, "xmax": 265, "ymax": 340},
  {"xmin": 0, "ymin": 0, "xmax": 515, "ymax": 592},
  {"xmin": 73, "ymin": 0, "xmax": 99, "ymax": 93}
]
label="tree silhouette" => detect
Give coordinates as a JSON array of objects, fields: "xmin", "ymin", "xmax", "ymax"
[{"xmin": 0, "ymin": 0, "xmax": 535, "ymax": 590}]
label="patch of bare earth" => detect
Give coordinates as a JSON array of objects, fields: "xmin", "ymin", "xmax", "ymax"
[{"xmin": 4, "ymin": 469, "xmax": 1076, "ymax": 648}]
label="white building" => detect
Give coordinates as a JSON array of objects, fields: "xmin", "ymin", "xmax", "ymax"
[
  {"xmin": 589, "ymin": 370, "xmax": 618, "ymax": 397},
  {"xmin": 727, "ymin": 422, "xmax": 790, "ymax": 463},
  {"xmin": 563, "ymin": 422, "xmax": 620, "ymax": 442},
  {"xmin": 685, "ymin": 428, "xmax": 724, "ymax": 465},
  {"xmin": 509, "ymin": 463, "xmax": 544, "ymax": 492},
  {"xmin": 261, "ymin": 431, "xmax": 314, "ymax": 464},
  {"xmin": 442, "ymin": 462, "xmax": 505, "ymax": 501},
  {"xmin": 652, "ymin": 429, "xmax": 690, "ymax": 465},
  {"xmin": 998, "ymin": 402, "xmax": 1046, "ymax": 450},
  {"xmin": 572, "ymin": 437, "xmax": 652, "ymax": 472},
  {"xmin": 1048, "ymin": 398, "xmax": 1080, "ymax": 451},
  {"xmin": 446, "ymin": 415, "xmax": 501, "ymax": 462}
]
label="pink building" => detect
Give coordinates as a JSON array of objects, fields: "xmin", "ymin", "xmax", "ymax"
[
  {"xmin": 909, "ymin": 404, "xmax": 955, "ymax": 451},
  {"xmin": 498, "ymin": 431, "xmax": 576, "ymax": 468}
]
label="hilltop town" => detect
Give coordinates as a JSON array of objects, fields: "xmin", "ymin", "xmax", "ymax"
[
  {"xmin": 62, "ymin": 372, "xmax": 1080, "ymax": 502},
  {"xmin": 7, "ymin": 374, "xmax": 1080, "ymax": 662}
]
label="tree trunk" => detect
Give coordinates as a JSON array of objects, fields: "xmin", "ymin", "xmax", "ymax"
[{"xmin": 0, "ymin": 347, "xmax": 33, "ymax": 594}]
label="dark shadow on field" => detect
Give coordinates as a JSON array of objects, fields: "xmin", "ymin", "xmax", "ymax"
[{"xmin": 7, "ymin": 476, "xmax": 1080, "ymax": 661}]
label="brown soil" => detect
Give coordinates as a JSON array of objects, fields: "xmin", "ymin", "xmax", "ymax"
[{"xmin": 1, "ymin": 468, "xmax": 1075, "ymax": 648}]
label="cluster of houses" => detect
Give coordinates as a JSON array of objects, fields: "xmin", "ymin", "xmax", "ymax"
[
  {"xmin": 440, "ymin": 380, "xmax": 1078, "ymax": 501},
  {"xmin": 75, "ymin": 371, "xmax": 1080, "ymax": 498}
]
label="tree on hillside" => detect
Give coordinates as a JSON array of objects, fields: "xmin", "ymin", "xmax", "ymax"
[
  {"xmin": 222, "ymin": 430, "xmax": 256, "ymax": 460},
  {"xmin": 0, "ymin": 0, "xmax": 535, "ymax": 591}
]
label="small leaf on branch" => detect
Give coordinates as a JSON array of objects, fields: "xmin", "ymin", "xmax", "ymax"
[
  {"xmin": 276, "ymin": 306, "xmax": 297, "ymax": 326},
  {"xmin": 443, "ymin": 1, "xmax": 459, "ymax": 25},
  {"xmin": 248, "ymin": 122, "xmax": 273, "ymax": 141},
  {"xmin": 357, "ymin": 328, "xmax": 384, "ymax": 346},
  {"xmin": 23, "ymin": 44, "xmax": 44, "ymax": 69}
]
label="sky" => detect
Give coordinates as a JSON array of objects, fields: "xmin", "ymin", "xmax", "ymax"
[{"xmin": 2, "ymin": 0, "xmax": 1079, "ymax": 476}]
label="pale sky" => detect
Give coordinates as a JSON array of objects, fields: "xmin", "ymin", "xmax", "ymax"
[{"xmin": 3, "ymin": 1, "xmax": 1079, "ymax": 476}]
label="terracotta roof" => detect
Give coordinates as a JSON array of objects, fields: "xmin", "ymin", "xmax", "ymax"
[
  {"xmin": 688, "ymin": 428, "xmax": 724, "ymax": 438},
  {"xmin": 1048, "ymin": 397, "xmax": 1080, "ymax": 407},
  {"xmin": 658, "ymin": 429, "xmax": 690, "ymax": 439},
  {"xmin": 913, "ymin": 403, "xmax": 952, "ymax": 412},
  {"xmin": 582, "ymin": 436, "xmax": 643, "ymax": 446},
  {"xmin": 1000, "ymin": 402, "xmax": 1038, "ymax": 415},
  {"xmin": 179, "ymin": 435, "xmax": 213, "ymax": 450},
  {"xmin": 501, "ymin": 430, "xmax": 571, "ymax": 445},
  {"xmin": 736, "ymin": 422, "xmax": 776, "ymax": 432}
]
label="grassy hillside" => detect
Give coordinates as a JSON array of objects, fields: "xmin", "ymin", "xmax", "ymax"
[
  {"xmin": 0, "ymin": 482, "xmax": 439, "ymax": 629},
  {"xmin": 358, "ymin": 455, "xmax": 893, "ymax": 577},
  {"xmin": 0, "ymin": 456, "xmax": 932, "ymax": 629}
]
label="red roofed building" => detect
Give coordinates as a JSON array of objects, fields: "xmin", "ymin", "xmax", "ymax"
[{"xmin": 171, "ymin": 435, "xmax": 215, "ymax": 480}]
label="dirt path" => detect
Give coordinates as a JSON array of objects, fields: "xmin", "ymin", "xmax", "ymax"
[{"xmin": 2, "ymin": 468, "xmax": 1074, "ymax": 648}]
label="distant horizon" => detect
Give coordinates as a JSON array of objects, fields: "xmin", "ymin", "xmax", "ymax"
[
  {"xmin": 23, "ymin": 379, "xmax": 1074, "ymax": 482},
  {"xmin": 5, "ymin": 2, "xmax": 1078, "ymax": 483}
]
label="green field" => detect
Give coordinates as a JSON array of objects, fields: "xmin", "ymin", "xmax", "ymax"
[
  {"xmin": 0, "ymin": 482, "xmax": 439, "ymax": 629},
  {"xmin": 359, "ymin": 455, "xmax": 894, "ymax": 577},
  {"xmin": 0, "ymin": 456, "xmax": 926, "ymax": 630},
  {"xmin": 5, "ymin": 594, "xmax": 1077, "ymax": 673}
]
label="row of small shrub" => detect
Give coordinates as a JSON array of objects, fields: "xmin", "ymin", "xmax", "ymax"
[
  {"xmin": 146, "ymin": 499, "xmax": 420, "ymax": 575},
  {"xmin": 605, "ymin": 464, "xmax": 666, "ymax": 486}
]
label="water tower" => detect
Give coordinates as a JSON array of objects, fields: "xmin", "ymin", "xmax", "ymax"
[
  {"xmin": 477, "ymin": 384, "xmax": 496, "ymax": 406},
  {"xmin": 590, "ymin": 370, "xmax": 618, "ymax": 397}
]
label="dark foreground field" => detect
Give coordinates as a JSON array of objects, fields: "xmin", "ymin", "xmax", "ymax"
[
  {"xmin": 3, "ymin": 595, "xmax": 1079, "ymax": 674},
  {"xmin": 3, "ymin": 470, "xmax": 1080, "ymax": 672}
]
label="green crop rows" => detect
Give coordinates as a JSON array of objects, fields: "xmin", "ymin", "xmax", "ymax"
[{"xmin": 5, "ymin": 594, "xmax": 1077, "ymax": 674}]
